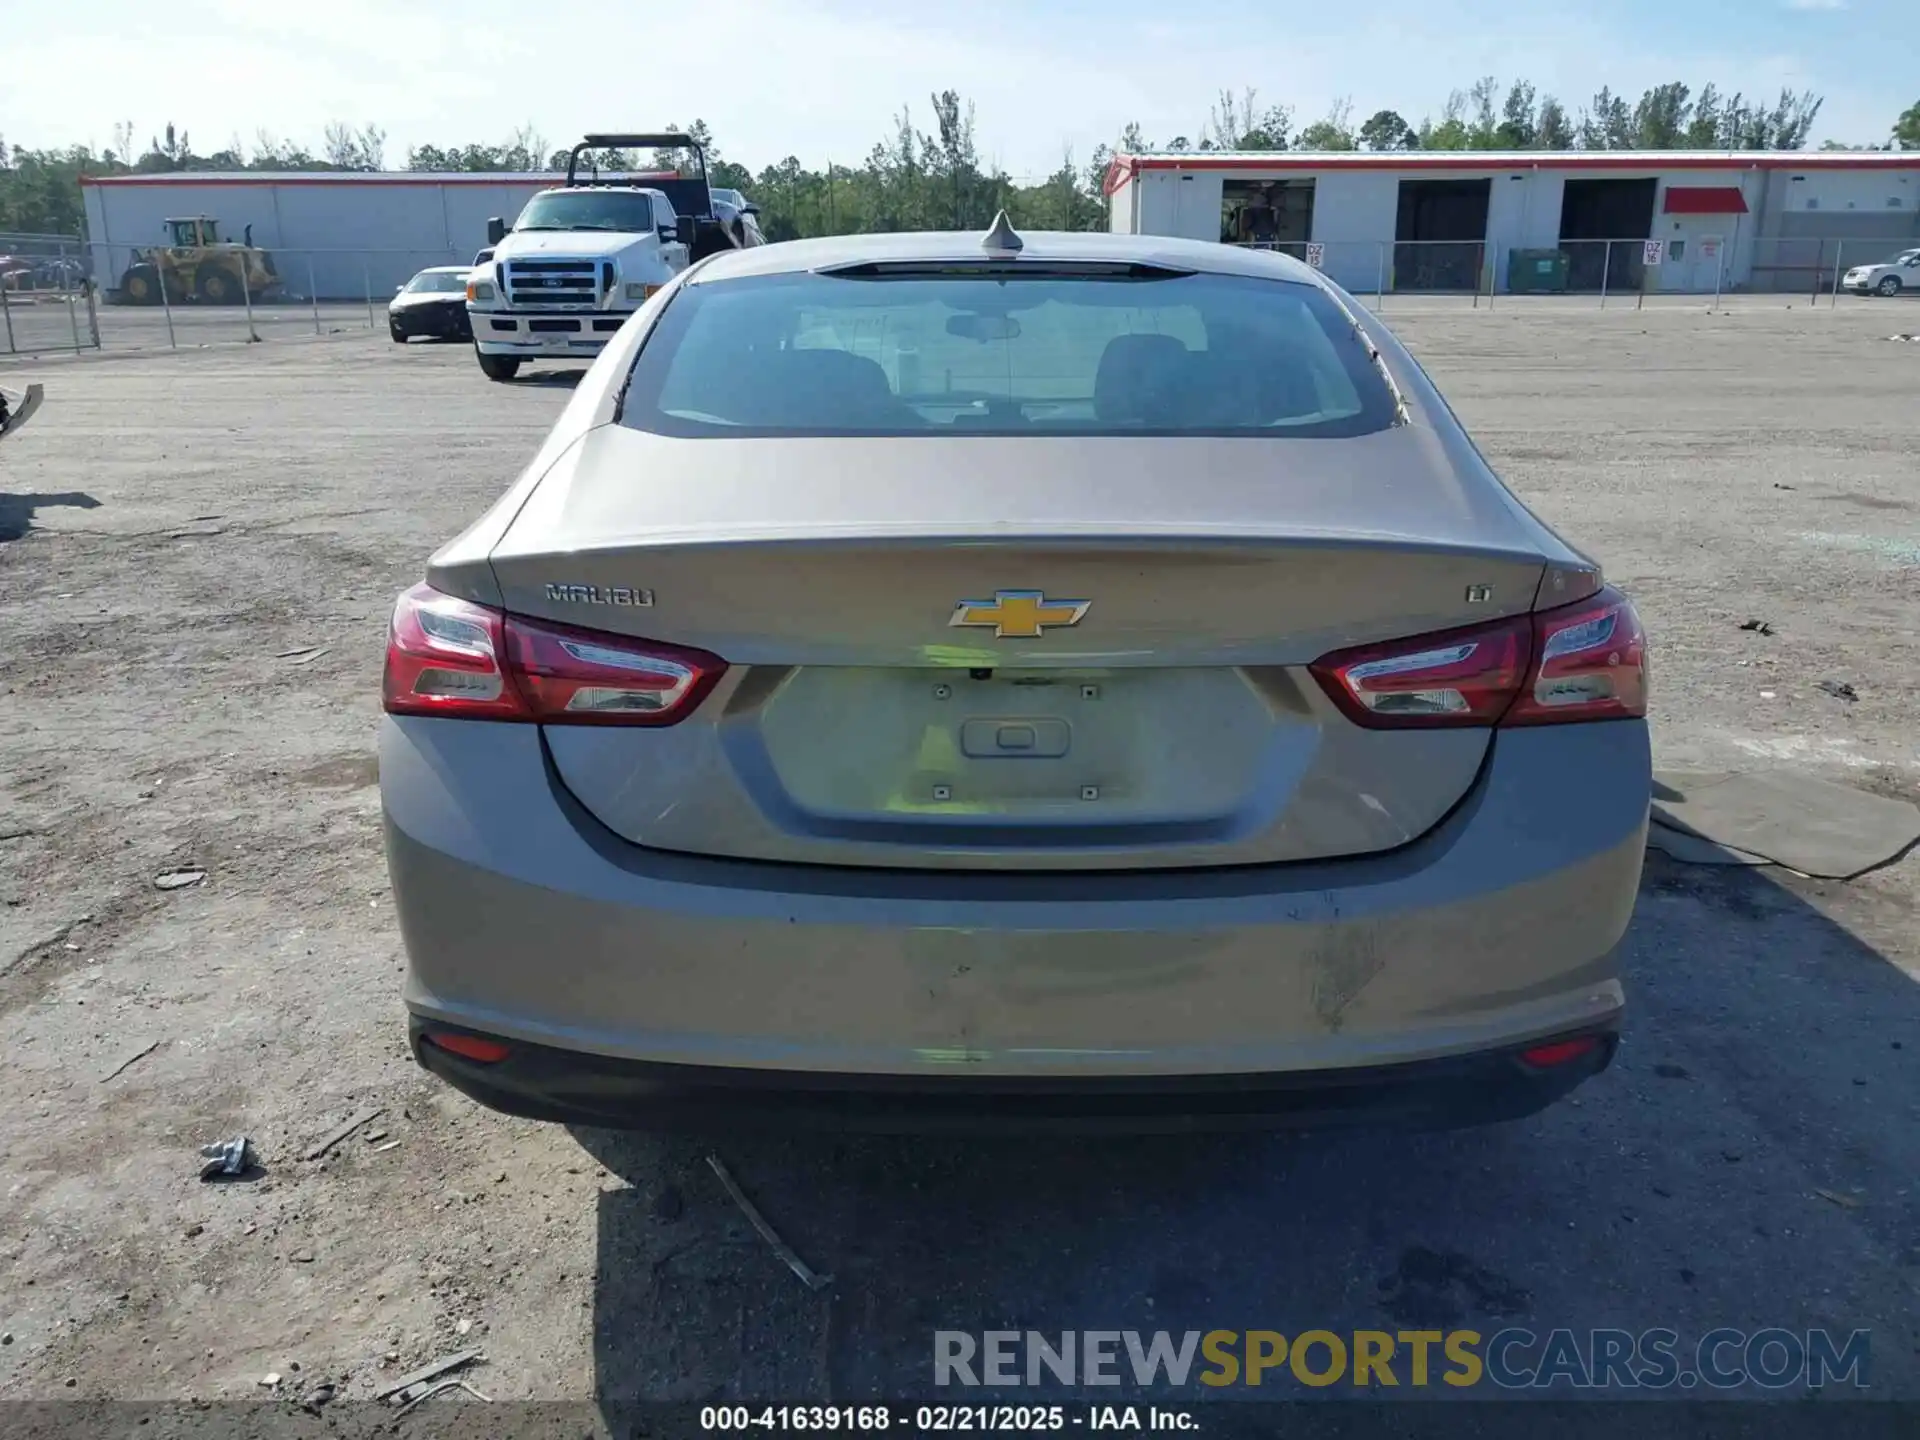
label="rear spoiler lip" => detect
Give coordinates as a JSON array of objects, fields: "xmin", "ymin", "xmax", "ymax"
[{"xmin": 813, "ymin": 258, "xmax": 1196, "ymax": 281}]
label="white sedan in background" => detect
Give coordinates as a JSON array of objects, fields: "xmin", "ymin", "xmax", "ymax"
[{"xmin": 1842, "ymin": 248, "xmax": 1920, "ymax": 297}]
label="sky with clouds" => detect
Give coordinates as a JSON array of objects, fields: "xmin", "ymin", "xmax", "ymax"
[{"xmin": 3, "ymin": 0, "xmax": 1907, "ymax": 176}]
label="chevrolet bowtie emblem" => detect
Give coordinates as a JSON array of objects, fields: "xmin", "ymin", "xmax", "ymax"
[{"xmin": 948, "ymin": 590, "xmax": 1091, "ymax": 640}]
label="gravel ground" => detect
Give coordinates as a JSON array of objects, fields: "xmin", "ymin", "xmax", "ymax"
[{"xmin": 0, "ymin": 304, "xmax": 1915, "ymax": 1419}]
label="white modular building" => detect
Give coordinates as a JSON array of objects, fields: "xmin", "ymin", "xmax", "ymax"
[
  {"xmin": 1104, "ymin": 151, "xmax": 1920, "ymax": 294},
  {"xmin": 80, "ymin": 171, "xmax": 578, "ymax": 299}
]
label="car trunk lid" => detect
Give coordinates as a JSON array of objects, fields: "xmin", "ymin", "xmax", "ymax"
[{"xmin": 482, "ymin": 426, "xmax": 1551, "ymax": 870}]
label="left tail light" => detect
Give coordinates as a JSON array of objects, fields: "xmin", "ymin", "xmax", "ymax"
[
  {"xmin": 381, "ymin": 582, "xmax": 726, "ymax": 726},
  {"xmin": 1310, "ymin": 585, "xmax": 1647, "ymax": 729}
]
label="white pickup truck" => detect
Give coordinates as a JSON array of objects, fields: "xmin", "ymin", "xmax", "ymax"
[{"xmin": 465, "ymin": 132, "xmax": 756, "ymax": 382}]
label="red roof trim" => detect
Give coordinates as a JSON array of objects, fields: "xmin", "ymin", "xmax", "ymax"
[
  {"xmin": 80, "ymin": 171, "xmax": 682, "ymax": 188},
  {"xmin": 1112, "ymin": 153, "xmax": 1915, "ymax": 177},
  {"xmin": 1663, "ymin": 185, "xmax": 1750, "ymax": 215}
]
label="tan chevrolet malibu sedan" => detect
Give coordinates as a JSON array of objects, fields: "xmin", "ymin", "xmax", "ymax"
[{"xmin": 379, "ymin": 218, "xmax": 1650, "ymax": 1134}]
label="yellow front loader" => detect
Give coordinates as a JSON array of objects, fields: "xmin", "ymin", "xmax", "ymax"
[{"xmin": 117, "ymin": 217, "xmax": 283, "ymax": 305}]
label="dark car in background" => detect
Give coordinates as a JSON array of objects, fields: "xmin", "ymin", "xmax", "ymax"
[
  {"xmin": 390, "ymin": 266, "xmax": 475, "ymax": 342},
  {"xmin": 709, "ymin": 188, "xmax": 766, "ymax": 248}
]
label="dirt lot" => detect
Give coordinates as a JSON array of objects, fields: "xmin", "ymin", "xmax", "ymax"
[{"xmin": 1, "ymin": 304, "xmax": 1916, "ymax": 1421}]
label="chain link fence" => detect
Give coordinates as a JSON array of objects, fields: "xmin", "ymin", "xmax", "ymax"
[
  {"xmin": 6, "ymin": 230, "xmax": 1913, "ymax": 360},
  {"xmin": 0, "ymin": 233, "xmax": 101, "ymax": 355},
  {"xmin": 1231, "ymin": 235, "xmax": 1920, "ymax": 310},
  {"xmin": 0, "ymin": 241, "xmax": 481, "ymax": 356}
]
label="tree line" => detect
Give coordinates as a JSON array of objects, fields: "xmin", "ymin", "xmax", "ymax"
[{"xmin": 3, "ymin": 85, "xmax": 1916, "ymax": 245}]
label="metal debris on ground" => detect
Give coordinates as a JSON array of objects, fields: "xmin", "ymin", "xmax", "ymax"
[
  {"xmin": 154, "ymin": 870, "xmax": 207, "ymax": 891},
  {"xmin": 1816, "ymin": 680, "xmax": 1859, "ymax": 703},
  {"xmin": 1738, "ymin": 619, "xmax": 1774, "ymax": 635},
  {"xmin": 373, "ymin": 1349, "xmax": 484, "ymax": 1404},
  {"xmin": 0, "ymin": 383, "xmax": 44, "ymax": 441},
  {"xmin": 1649, "ymin": 768, "xmax": 1920, "ymax": 880},
  {"xmin": 393, "ymin": 1379, "xmax": 492, "ymax": 1417},
  {"xmin": 302, "ymin": 1105, "xmax": 384, "ymax": 1161},
  {"xmin": 369, "ymin": 1140, "xmax": 401, "ymax": 1153},
  {"xmin": 101, "ymin": 1040, "xmax": 161, "ymax": 1083},
  {"xmin": 282, "ymin": 647, "xmax": 330, "ymax": 666},
  {"xmin": 1814, "ymin": 1188, "xmax": 1862, "ymax": 1209},
  {"xmin": 198, "ymin": 1136, "xmax": 256, "ymax": 1181},
  {"xmin": 706, "ymin": 1153, "xmax": 833, "ymax": 1291}
]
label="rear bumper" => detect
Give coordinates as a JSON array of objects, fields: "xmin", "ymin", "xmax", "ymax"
[
  {"xmin": 411, "ymin": 1017, "xmax": 1619, "ymax": 1135},
  {"xmin": 384, "ymin": 718, "xmax": 1646, "ymax": 1123},
  {"xmin": 469, "ymin": 306, "xmax": 631, "ymax": 357}
]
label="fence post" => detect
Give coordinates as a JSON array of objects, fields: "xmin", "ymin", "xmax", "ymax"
[
  {"xmin": 86, "ymin": 278, "xmax": 101, "ymax": 348},
  {"xmin": 156, "ymin": 251, "xmax": 178, "ymax": 349},
  {"xmin": 308, "ymin": 255, "xmax": 321, "ymax": 335},
  {"xmin": 1485, "ymin": 244, "xmax": 1495, "ymax": 311},
  {"xmin": 1830, "ymin": 242, "xmax": 1844, "ymax": 309},
  {"xmin": 67, "ymin": 276, "xmax": 84, "ymax": 352},
  {"xmin": 1376, "ymin": 241, "xmax": 1386, "ymax": 309},
  {"xmin": 1712, "ymin": 240, "xmax": 1725, "ymax": 314},
  {"xmin": 1599, "ymin": 243, "xmax": 1611, "ymax": 309},
  {"xmin": 240, "ymin": 252, "xmax": 257, "ymax": 342},
  {"xmin": 0, "ymin": 284, "xmax": 14, "ymax": 355},
  {"xmin": 364, "ymin": 259, "xmax": 375, "ymax": 330}
]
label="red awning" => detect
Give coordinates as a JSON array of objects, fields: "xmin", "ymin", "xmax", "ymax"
[{"xmin": 1663, "ymin": 186, "xmax": 1749, "ymax": 215}]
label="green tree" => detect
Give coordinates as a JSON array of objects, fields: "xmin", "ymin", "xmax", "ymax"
[
  {"xmin": 1357, "ymin": 110, "xmax": 1417, "ymax": 151},
  {"xmin": 1579, "ymin": 88, "xmax": 1634, "ymax": 149},
  {"xmin": 1208, "ymin": 88, "xmax": 1291, "ymax": 150},
  {"xmin": 1896, "ymin": 100, "xmax": 1920, "ymax": 149},
  {"xmin": 1681, "ymin": 85, "xmax": 1724, "ymax": 147},
  {"xmin": 1466, "ymin": 78, "xmax": 1502, "ymax": 148},
  {"xmin": 1297, "ymin": 98, "xmax": 1356, "ymax": 151},
  {"xmin": 1631, "ymin": 83, "xmax": 1691, "ymax": 147},
  {"xmin": 1534, "ymin": 96, "xmax": 1575, "ymax": 149},
  {"xmin": 1418, "ymin": 93, "xmax": 1472, "ymax": 150},
  {"xmin": 1497, "ymin": 82, "xmax": 1538, "ymax": 148}
]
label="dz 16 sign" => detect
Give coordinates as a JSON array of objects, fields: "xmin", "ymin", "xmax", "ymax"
[{"xmin": 1642, "ymin": 240, "xmax": 1665, "ymax": 266}]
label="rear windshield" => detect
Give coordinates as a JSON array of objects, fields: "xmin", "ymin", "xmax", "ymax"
[{"xmin": 620, "ymin": 268, "xmax": 1397, "ymax": 438}]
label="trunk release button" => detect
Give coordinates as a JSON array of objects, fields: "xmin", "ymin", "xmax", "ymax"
[{"xmin": 960, "ymin": 717, "xmax": 1070, "ymax": 759}]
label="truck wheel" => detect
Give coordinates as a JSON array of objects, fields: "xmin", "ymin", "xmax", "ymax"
[
  {"xmin": 199, "ymin": 269, "xmax": 234, "ymax": 304},
  {"xmin": 475, "ymin": 350, "xmax": 521, "ymax": 382},
  {"xmin": 1876, "ymin": 275, "xmax": 1903, "ymax": 297},
  {"xmin": 122, "ymin": 265, "xmax": 161, "ymax": 305}
]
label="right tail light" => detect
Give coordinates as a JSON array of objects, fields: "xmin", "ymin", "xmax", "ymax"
[
  {"xmin": 1503, "ymin": 585, "xmax": 1648, "ymax": 725},
  {"xmin": 1310, "ymin": 585, "xmax": 1647, "ymax": 729}
]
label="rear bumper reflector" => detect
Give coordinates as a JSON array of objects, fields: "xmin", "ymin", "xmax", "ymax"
[
  {"xmin": 1518, "ymin": 1034, "xmax": 1604, "ymax": 1068},
  {"xmin": 421, "ymin": 1029, "xmax": 512, "ymax": 1064}
]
